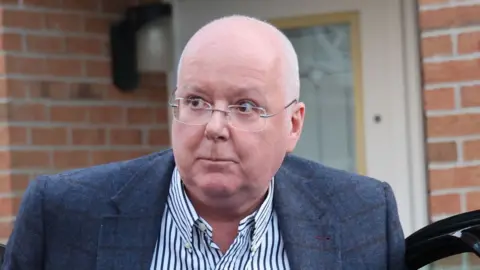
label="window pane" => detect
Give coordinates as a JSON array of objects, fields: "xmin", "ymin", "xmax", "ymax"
[{"xmin": 283, "ymin": 22, "xmax": 361, "ymax": 173}]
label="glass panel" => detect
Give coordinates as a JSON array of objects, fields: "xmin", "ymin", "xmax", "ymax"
[{"xmin": 282, "ymin": 22, "xmax": 359, "ymax": 173}]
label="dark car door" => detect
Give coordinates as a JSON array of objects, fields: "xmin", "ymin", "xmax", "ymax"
[
  {"xmin": 405, "ymin": 210, "xmax": 480, "ymax": 269},
  {"xmin": 0, "ymin": 243, "xmax": 4, "ymax": 268}
]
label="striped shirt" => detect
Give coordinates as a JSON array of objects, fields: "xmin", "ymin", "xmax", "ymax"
[{"xmin": 150, "ymin": 167, "xmax": 290, "ymax": 270}]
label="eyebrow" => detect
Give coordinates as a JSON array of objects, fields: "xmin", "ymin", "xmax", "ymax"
[{"xmin": 176, "ymin": 84, "xmax": 271, "ymax": 108}]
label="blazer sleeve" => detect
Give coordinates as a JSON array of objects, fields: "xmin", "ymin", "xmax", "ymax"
[
  {"xmin": 383, "ymin": 182, "xmax": 408, "ymax": 270},
  {"xmin": 2, "ymin": 176, "xmax": 47, "ymax": 270}
]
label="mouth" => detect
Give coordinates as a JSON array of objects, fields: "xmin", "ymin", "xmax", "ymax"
[{"xmin": 198, "ymin": 157, "xmax": 236, "ymax": 163}]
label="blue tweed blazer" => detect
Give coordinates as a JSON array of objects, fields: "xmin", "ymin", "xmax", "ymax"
[{"xmin": 2, "ymin": 149, "xmax": 406, "ymax": 270}]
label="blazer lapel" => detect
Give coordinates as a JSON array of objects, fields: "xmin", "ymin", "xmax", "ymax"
[
  {"xmin": 274, "ymin": 161, "xmax": 342, "ymax": 270},
  {"xmin": 96, "ymin": 151, "xmax": 176, "ymax": 270}
]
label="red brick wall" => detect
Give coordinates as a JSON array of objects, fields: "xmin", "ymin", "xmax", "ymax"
[
  {"xmin": 0, "ymin": 0, "xmax": 170, "ymax": 243},
  {"xmin": 420, "ymin": 0, "xmax": 480, "ymax": 222}
]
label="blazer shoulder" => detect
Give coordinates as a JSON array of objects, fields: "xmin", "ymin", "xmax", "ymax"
[
  {"xmin": 34, "ymin": 150, "xmax": 171, "ymax": 211},
  {"xmin": 282, "ymin": 154, "xmax": 390, "ymax": 207}
]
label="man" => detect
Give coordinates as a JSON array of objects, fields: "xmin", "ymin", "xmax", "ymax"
[{"xmin": 2, "ymin": 15, "xmax": 406, "ymax": 270}]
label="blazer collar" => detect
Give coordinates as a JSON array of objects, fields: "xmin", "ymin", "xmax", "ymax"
[
  {"xmin": 97, "ymin": 150, "xmax": 177, "ymax": 270},
  {"xmin": 274, "ymin": 155, "xmax": 342, "ymax": 270},
  {"xmin": 109, "ymin": 150, "xmax": 175, "ymax": 215}
]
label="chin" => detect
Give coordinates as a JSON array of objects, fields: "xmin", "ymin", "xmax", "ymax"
[{"xmin": 195, "ymin": 173, "xmax": 240, "ymax": 198}]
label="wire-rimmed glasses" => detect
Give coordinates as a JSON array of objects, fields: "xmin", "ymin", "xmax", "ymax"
[{"xmin": 168, "ymin": 94, "xmax": 297, "ymax": 132}]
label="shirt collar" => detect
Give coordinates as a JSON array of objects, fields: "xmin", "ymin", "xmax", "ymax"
[{"xmin": 167, "ymin": 166, "xmax": 274, "ymax": 250}]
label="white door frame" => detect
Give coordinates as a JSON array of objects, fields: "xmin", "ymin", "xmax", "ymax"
[{"xmin": 165, "ymin": 0, "xmax": 428, "ymax": 236}]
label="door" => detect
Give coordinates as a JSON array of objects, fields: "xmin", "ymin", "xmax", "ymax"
[
  {"xmin": 170, "ymin": 0, "xmax": 427, "ymax": 237},
  {"xmin": 272, "ymin": 13, "xmax": 365, "ymax": 174}
]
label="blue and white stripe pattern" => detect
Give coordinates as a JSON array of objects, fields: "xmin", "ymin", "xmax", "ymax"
[{"xmin": 150, "ymin": 167, "xmax": 290, "ymax": 270}]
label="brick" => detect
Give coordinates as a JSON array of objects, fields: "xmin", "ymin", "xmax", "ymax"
[
  {"xmin": 85, "ymin": 60, "xmax": 110, "ymax": 77},
  {"xmin": 109, "ymin": 128, "xmax": 143, "ymax": 145},
  {"xmin": 0, "ymin": 9, "xmax": 45, "ymax": 30},
  {"xmin": 424, "ymin": 88, "xmax": 455, "ymax": 111},
  {"xmin": 458, "ymin": 31, "xmax": 480, "ymax": 54},
  {"xmin": 106, "ymin": 86, "xmax": 168, "ymax": 103},
  {"xmin": 0, "ymin": 33, "xmax": 23, "ymax": 51},
  {"xmin": 0, "ymin": 126, "xmax": 9, "ymax": 146},
  {"xmin": 71, "ymin": 128, "xmax": 106, "ymax": 145},
  {"xmin": 0, "ymin": 57, "xmax": 5, "ymax": 74},
  {"xmin": 63, "ymin": 0, "xmax": 99, "ymax": 12},
  {"xmin": 429, "ymin": 194, "xmax": 461, "ymax": 216},
  {"xmin": 0, "ymin": 197, "xmax": 20, "ymax": 217},
  {"xmin": 10, "ymin": 150, "xmax": 50, "ymax": 168},
  {"xmin": 423, "ymin": 59, "xmax": 480, "ymax": 84},
  {"xmin": 429, "ymin": 166, "xmax": 480, "ymax": 190},
  {"xmin": 29, "ymin": 81, "xmax": 70, "ymax": 100},
  {"xmin": 23, "ymin": 0, "xmax": 62, "ymax": 8},
  {"xmin": 0, "ymin": 79, "xmax": 29, "ymax": 98},
  {"xmin": 0, "ymin": 174, "xmax": 30, "ymax": 193},
  {"xmin": 50, "ymin": 106, "xmax": 88, "ymax": 122},
  {"xmin": 427, "ymin": 141, "xmax": 457, "ymax": 162},
  {"xmin": 8, "ymin": 103, "xmax": 48, "ymax": 122},
  {"xmin": 427, "ymin": 114, "xmax": 480, "ymax": 137},
  {"xmin": 84, "ymin": 15, "xmax": 110, "ymax": 34},
  {"xmin": 8, "ymin": 126, "xmax": 28, "ymax": 145},
  {"xmin": 463, "ymin": 139, "xmax": 480, "ymax": 160},
  {"xmin": 140, "ymin": 72, "xmax": 167, "ymax": 88},
  {"xmin": 461, "ymin": 85, "xmax": 480, "ymax": 107},
  {"xmin": 5, "ymin": 55, "xmax": 46, "ymax": 75},
  {"xmin": 0, "ymin": 151, "xmax": 10, "ymax": 170},
  {"xmin": 26, "ymin": 35, "xmax": 65, "ymax": 54},
  {"xmin": 466, "ymin": 191, "xmax": 480, "ymax": 211},
  {"xmin": 31, "ymin": 127, "xmax": 67, "ymax": 145},
  {"xmin": 127, "ymin": 107, "xmax": 155, "ymax": 124},
  {"xmin": 46, "ymin": 59, "xmax": 83, "ymax": 77},
  {"xmin": 420, "ymin": 5, "xmax": 480, "ymax": 30},
  {"xmin": 156, "ymin": 108, "xmax": 169, "ymax": 123},
  {"xmin": 65, "ymin": 37, "xmax": 104, "ymax": 56},
  {"xmin": 101, "ymin": 0, "xmax": 129, "ymax": 14},
  {"xmin": 53, "ymin": 150, "xmax": 89, "ymax": 169},
  {"xmin": 0, "ymin": 126, "xmax": 27, "ymax": 146},
  {"xmin": 148, "ymin": 129, "xmax": 170, "ymax": 146},
  {"xmin": 70, "ymin": 83, "xmax": 105, "ymax": 100},
  {"xmin": 89, "ymin": 106, "xmax": 124, "ymax": 124},
  {"xmin": 45, "ymin": 13, "xmax": 83, "ymax": 32},
  {"xmin": 421, "ymin": 35, "xmax": 452, "ymax": 58},
  {"xmin": 0, "ymin": 220, "xmax": 13, "ymax": 239}
]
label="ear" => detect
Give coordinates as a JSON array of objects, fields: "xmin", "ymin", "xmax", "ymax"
[{"xmin": 286, "ymin": 102, "xmax": 305, "ymax": 153}]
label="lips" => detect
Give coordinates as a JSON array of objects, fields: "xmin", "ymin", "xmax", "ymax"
[{"xmin": 198, "ymin": 157, "xmax": 236, "ymax": 163}]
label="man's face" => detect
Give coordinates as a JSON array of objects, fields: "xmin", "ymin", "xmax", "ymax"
[{"xmin": 171, "ymin": 35, "xmax": 303, "ymax": 205}]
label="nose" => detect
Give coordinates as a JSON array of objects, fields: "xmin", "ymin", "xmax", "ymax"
[{"xmin": 204, "ymin": 109, "xmax": 230, "ymax": 141}]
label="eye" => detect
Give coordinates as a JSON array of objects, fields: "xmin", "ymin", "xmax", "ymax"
[
  {"xmin": 184, "ymin": 97, "xmax": 209, "ymax": 110},
  {"xmin": 236, "ymin": 101, "xmax": 257, "ymax": 114}
]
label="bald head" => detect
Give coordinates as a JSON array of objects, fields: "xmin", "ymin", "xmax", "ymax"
[{"xmin": 177, "ymin": 15, "xmax": 300, "ymax": 101}]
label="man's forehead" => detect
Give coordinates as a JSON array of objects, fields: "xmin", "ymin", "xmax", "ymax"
[{"xmin": 178, "ymin": 84, "xmax": 262, "ymax": 93}]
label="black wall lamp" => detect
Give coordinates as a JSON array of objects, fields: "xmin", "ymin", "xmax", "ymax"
[{"xmin": 109, "ymin": 2, "xmax": 173, "ymax": 92}]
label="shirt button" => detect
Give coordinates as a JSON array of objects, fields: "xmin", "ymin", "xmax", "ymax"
[
  {"xmin": 185, "ymin": 242, "xmax": 192, "ymax": 249},
  {"xmin": 198, "ymin": 223, "xmax": 207, "ymax": 232}
]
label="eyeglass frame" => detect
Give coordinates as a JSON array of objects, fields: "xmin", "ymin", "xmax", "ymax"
[{"xmin": 168, "ymin": 91, "xmax": 298, "ymax": 131}]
